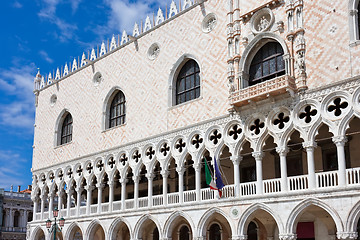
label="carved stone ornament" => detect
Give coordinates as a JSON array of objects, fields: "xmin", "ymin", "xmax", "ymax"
[
  {"xmin": 147, "ymin": 43, "xmax": 161, "ymax": 60},
  {"xmin": 202, "ymin": 13, "xmax": 217, "ymax": 33},
  {"xmin": 250, "ymin": 8, "xmax": 275, "ymax": 34},
  {"xmin": 50, "ymin": 94, "xmax": 57, "ymax": 106},
  {"xmin": 230, "ymin": 206, "xmax": 240, "ymax": 219},
  {"xmin": 93, "ymin": 72, "xmax": 103, "ymax": 86}
]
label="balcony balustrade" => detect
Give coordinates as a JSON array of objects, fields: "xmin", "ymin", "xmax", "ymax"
[
  {"xmin": 33, "ymin": 167, "xmax": 360, "ymax": 220},
  {"xmin": 230, "ymin": 75, "xmax": 297, "ymax": 107}
]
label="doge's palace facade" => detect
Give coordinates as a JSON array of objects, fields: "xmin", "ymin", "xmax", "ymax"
[{"xmin": 28, "ymin": 0, "xmax": 360, "ymax": 239}]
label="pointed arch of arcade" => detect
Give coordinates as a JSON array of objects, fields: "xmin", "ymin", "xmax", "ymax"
[
  {"xmin": 163, "ymin": 211, "xmax": 195, "ymax": 239},
  {"xmin": 134, "ymin": 214, "xmax": 163, "ymax": 240},
  {"xmin": 197, "ymin": 207, "xmax": 236, "ymax": 238},
  {"xmin": 85, "ymin": 219, "xmax": 106, "ymax": 240},
  {"xmin": 108, "ymin": 217, "xmax": 132, "ymax": 240},
  {"xmin": 345, "ymin": 200, "xmax": 360, "ymax": 233},
  {"xmin": 238, "ymin": 203, "xmax": 284, "ymax": 236},
  {"xmin": 31, "ymin": 225, "xmax": 45, "ymax": 240},
  {"xmin": 285, "ymin": 198, "xmax": 344, "ymax": 234},
  {"xmin": 65, "ymin": 222, "xmax": 84, "ymax": 240}
]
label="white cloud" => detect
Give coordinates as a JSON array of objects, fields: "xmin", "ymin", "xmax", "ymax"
[
  {"xmin": 13, "ymin": 1, "xmax": 23, "ymax": 8},
  {"xmin": 38, "ymin": 0, "xmax": 78, "ymax": 42},
  {"xmin": 0, "ymin": 150, "xmax": 30, "ymax": 189},
  {"xmin": 95, "ymin": 0, "xmax": 168, "ymax": 37},
  {"xmin": 0, "ymin": 64, "xmax": 36, "ymax": 130},
  {"xmin": 39, "ymin": 50, "xmax": 54, "ymax": 64}
]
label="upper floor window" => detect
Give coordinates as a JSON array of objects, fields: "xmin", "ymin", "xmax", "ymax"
[
  {"xmin": 349, "ymin": 0, "xmax": 360, "ymax": 42},
  {"xmin": 109, "ymin": 91, "xmax": 126, "ymax": 128},
  {"xmin": 176, "ymin": 59, "xmax": 200, "ymax": 105},
  {"xmin": 60, "ymin": 113, "xmax": 73, "ymax": 145},
  {"xmin": 249, "ymin": 42, "xmax": 285, "ymax": 86}
]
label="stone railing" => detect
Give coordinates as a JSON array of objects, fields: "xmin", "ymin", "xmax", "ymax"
[{"xmin": 230, "ymin": 75, "xmax": 297, "ymax": 107}]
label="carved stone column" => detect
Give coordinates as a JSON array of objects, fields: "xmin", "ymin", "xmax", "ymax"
[
  {"xmin": 195, "ymin": 164, "xmax": 201, "ymax": 201},
  {"xmin": 58, "ymin": 190, "xmax": 64, "ymax": 217},
  {"xmin": 303, "ymin": 141, "xmax": 317, "ymax": 189},
  {"xmin": 162, "ymin": 170, "xmax": 169, "ymax": 206},
  {"xmin": 121, "ymin": 178, "xmax": 126, "ymax": 210},
  {"xmin": 278, "ymin": 233, "xmax": 297, "ymax": 240},
  {"xmin": 337, "ymin": 232, "xmax": 358, "ymax": 240},
  {"xmin": 74, "ymin": 188, "xmax": 81, "ymax": 217},
  {"xmin": 333, "ymin": 136, "xmax": 347, "ymax": 187},
  {"xmin": 108, "ymin": 181, "xmax": 114, "ymax": 212},
  {"xmin": 96, "ymin": 183, "xmax": 104, "ymax": 214},
  {"xmin": 133, "ymin": 176, "xmax": 139, "ymax": 209},
  {"xmin": 48, "ymin": 192, "xmax": 54, "ymax": 219},
  {"xmin": 85, "ymin": 185, "xmax": 93, "ymax": 215},
  {"xmin": 276, "ymin": 147, "xmax": 289, "ymax": 192},
  {"xmin": 177, "ymin": 167, "xmax": 185, "ymax": 204},
  {"xmin": 40, "ymin": 194, "xmax": 46, "ymax": 220},
  {"xmin": 231, "ymin": 155, "xmax": 241, "ymax": 197},
  {"xmin": 146, "ymin": 173, "xmax": 154, "ymax": 207},
  {"xmin": 252, "ymin": 152, "xmax": 264, "ymax": 195}
]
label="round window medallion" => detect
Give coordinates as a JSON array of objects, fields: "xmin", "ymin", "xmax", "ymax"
[
  {"xmin": 93, "ymin": 72, "xmax": 102, "ymax": 86},
  {"xmin": 202, "ymin": 13, "xmax": 217, "ymax": 33},
  {"xmin": 50, "ymin": 94, "xmax": 57, "ymax": 106},
  {"xmin": 250, "ymin": 8, "xmax": 274, "ymax": 34},
  {"xmin": 147, "ymin": 43, "xmax": 160, "ymax": 60}
]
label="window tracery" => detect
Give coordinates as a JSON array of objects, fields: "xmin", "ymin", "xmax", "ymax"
[
  {"xmin": 109, "ymin": 91, "xmax": 126, "ymax": 129},
  {"xmin": 175, "ymin": 60, "xmax": 200, "ymax": 105}
]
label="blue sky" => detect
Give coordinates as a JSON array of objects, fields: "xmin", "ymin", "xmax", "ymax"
[{"xmin": 0, "ymin": 0, "xmax": 169, "ymax": 190}]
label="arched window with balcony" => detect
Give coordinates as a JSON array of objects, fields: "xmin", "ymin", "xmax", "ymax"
[{"xmin": 249, "ymin": 41, "xmax": 285, "ymax": 86}]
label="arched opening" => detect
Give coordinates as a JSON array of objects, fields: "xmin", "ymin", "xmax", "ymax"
[
  {"xmin": 90, "ymin": 176, "xmax": 98, "ymax": 205},
  {"xmin": 125, "ymin": 168, "xmax": 134, "ymax": 200},
  {"xmin": 139, "ymin": 164, "xmax": 148, "ymax": 198},
  {"xmin": 247, "ymin": 221, "xmax": 258, "ymax": 240},
  {"xmin": 262, "ymin": 136, "xmax": 277, "ymax": 181},
  {"xmin": 315, "ymin": 124, "xmax": 338, "ymax": 172},
  {"xmin": 78, "ymin": 179, "xmax": 87, "ymax": 208},
  {"xmin": 91, "ymin": 224, "xmax": 105, "ymax": 240},
  {"xmin": 239, "ymin": 141, "xmax": 256, "ymax": 184},
  {"xmin": 203, "ymin": 212, "xmax": 231, "ymax": 240},
  {"xmin": 70, "ymin": 225, "xmax": 83, "ymax": 240},
  {"xmin": 59, "ymin": 112, "xmax": 73, "ymax": 145},
  {"xmin": 2, "ymin": 210, "xmax": 5, "ymax": 227},
  {"xmin": 285, "ymin": 131, "xmax": 306, "ymax": 177},
  {"xmin": 209, "ymin": 223, "xmax": 221, "ymax": 240},
  {"xmin": 138, "ymin": 219, "xmax": 159, "ymax": 240},
  {"xmin": 166, "ymin": 215, "xmax": 193, "ymax": 240},
  {"xmin": 34, "ymin": 228, "xmax": 46, "ymax": 240},
  {"xmin": 13, "ymin": 210, "xmax": 20, "ymax": 228},
  {"xmin": 108, "ymin": 90, "xmax": 126, "ymax": 129},
  {"xmin": 28, "ymin": 211, "xmax": 33, "ymax": 222},
  {"xmin": 243, "ymin": 209, "xmax": 279, "ymax": 240},
  {"xmin": 219, "ymin": 146, "xmax": 234, "ymax": 185},
  {"xmin": 111, "ymin": 221, "xmax": 130, "ymax": 240},
  {"xmin": 293, "ymin": 205, "xmax": 338, "ymax": 240},
  {"xmin": 357, "ymin": 218, "xmax": 360, "ymax": 240},
  {"xmin": 113, "ymin": 170, "xmax": 121, "ymax": 202},
  {"xmin": 184, "ymin": 155, "xmax": 195, "ymax": 191},
  {"xmin": 153, "ymin": 162, "xmax": 163, "ymax": 196},
  {"xmin": 248, "ymin": 41, "xmax": 285, "ymax": 86},
  {"xmin": 167, "ymin": 158, "xmax": 179, "ymax": 194},
  {"xmin": 100, "ymin": 173, "xmax": 110, "ymax": 203},
  {"xmin": 175, "ymin": 59, "xmax": 201, "ymax": 105},
  {"xmin": 346, "ymin": 117, "xmax": 360, "ymax": 169}
]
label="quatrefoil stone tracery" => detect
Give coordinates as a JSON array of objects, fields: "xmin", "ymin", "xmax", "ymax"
[
  {"xmin": 175, "ymin": 139, "xmax": 186, "ymax": 153},
  {"xmin": 299, "ymin": 105, "xmax": 317, "ymax": 124},
  {"xmin": 192, "ymin": 134, "xmax": 203, "ymax": 149},
  {"xmin": 120, "ymin": 154, "xmax": 128, "ymax": 166},
  {"xmin": 327, "ymin": 97, "xmax": 348, "ymax": 117},
  {"xmin": 229, "ymin": 125, "xmax": 242, "ymax": 140},
  {"xmin": 146, "ymin": 147, "xmax": 155, "ymax": 160},
  {"xmin": 160, "ymin": 143, "xmax": 170, "ymax": 156},
  {"xmin": 250, "ymin": 119, "xmax": 265, "ymax": 135},
  {"xmin": 108, "ymin": 157, "xmax": 116, "ymax": 169},
  {"xmin": 209, "ymin": 130, "xmax": 222, "ymax": 145},
  {"xmin": 273, "ymin": 112, "xmax": 290, "ymax": 130},
  {"xmin": 133, "ymin": 151, "xmax": 141, "ymax": 163}
]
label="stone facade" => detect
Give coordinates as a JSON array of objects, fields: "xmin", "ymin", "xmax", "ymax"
[
  {"xmin": 1, "ymin": 187, "xmax": 33, "ymax": 240},
  {"xmin": 29, "ymin": 0, "xmax": 360, "ymax": 240}
]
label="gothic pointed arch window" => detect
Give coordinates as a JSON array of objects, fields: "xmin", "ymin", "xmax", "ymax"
[
  {"xmin": 249, "ymin": 41, "xmax": 285, "ymax": 86},
  {"xmin": 175, "ymin": 59, "xmax": 201, "ymax": 105},
  {"xmin": 60, "ymin": 113, "xmax": 73, "ymax": 145},
  {"xmin": 108, "ymin": 90, "xmax": 126, "ymax": 129},
  {"xmin": 349, "ymin": 0, "xmax": 360, "ymax": 41}
]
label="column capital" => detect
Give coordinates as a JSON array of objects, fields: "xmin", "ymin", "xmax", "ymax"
[
  {"xmin": 146, "ymin": 173, "xmax": 154, "ymax": 180},
  {"xmin": 333, "ymin": 136, "xmax": 348, "ymax": 147},
  {"xmin": 276, "ymin": 146, "xmax": 289, "ymax": 156},
  {"xmin": 278, "ymin": 233, "xmax": 297, "ymax": 240},
  {"xmin": 132, "ymin": 176, "xmax": 139, "ymax": 183},
  {"xmin": 96, "ymin": 183, "xmax": 105, "ymax": 189},
  {"xmin": 252, "ymin": 151, "xmax": 264, "ymax": 160},
  {"xmin": 239, "ymin": 235, "xmax": 248, "ymax": 240},
  {"xmin": 161, "ymin": 170, "xmax": 169, "ymax": 178},
  {"xmin": 176, "ymin": 167, "xmax": 185, "ymax": 175},
  {"xmin": 120, "ymin": 178, "xmax": 126, "ymax": 184},
  {"xmin": 337, "ymin": 232, "xmax": 358, "ymax": 240},
  {"xmin": 230, "ymin": 155, "xmax": 242, "ymax": 164},
  {"xmin": 85, "ymin": 185, "xmax": 94, "ymax": 191},
  {"xmin": 302, "ymin": 141, "xmax": 317, "ymax": 149},
  {"xmin": 108, "ymin": 181, "xmax": 114, "ymax": 187}
]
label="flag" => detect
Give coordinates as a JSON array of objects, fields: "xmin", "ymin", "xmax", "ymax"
[
  {"xmin": 205, "ymin": 158, "xmax": 217, "ymax": 190},
  {"xmin": 214, "ymin": 157, "xmax": 225, "ymax": 197}
]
